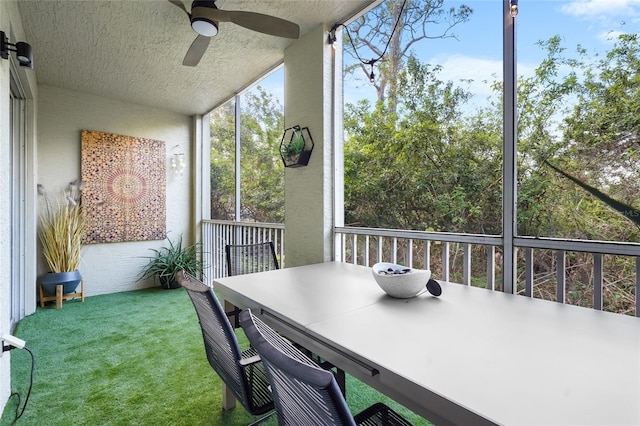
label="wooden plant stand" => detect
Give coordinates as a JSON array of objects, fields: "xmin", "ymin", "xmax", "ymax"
[{"xmin": 39, "ymin": 280, "xmax": 85, "ymax": 309}]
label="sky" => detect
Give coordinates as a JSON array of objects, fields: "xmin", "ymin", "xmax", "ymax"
[
  {"xmin": 241, "ymin": 0, "xmax": 639, "ymax": 110},
  {"xmin": 343, "ymin": 0, "xmax": 640, "ymax": 104}
]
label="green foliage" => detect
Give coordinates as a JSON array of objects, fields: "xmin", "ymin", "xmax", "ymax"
[
  {"xmin": 343, "ymin": 9, "xmax": 640, "ymax": 314},
  {"xmin": 138, "ymin": 235, "xmax": 204, "ymax": 285},
  {"xmin": 210, "ymin": 102, "xmax": 237, "ymax": 220},
  {"xmin": 516, "ymin": 33, "xmax": 640, "ymax": 239},
  {"xmin": 210, "ymin": 86, "xmax": 285, "ymax": 222},
  {"xmin": 344, "ymin": 56, "xmax": 502, "ymax": 234},
  {"xmin": 286, "ymin": 131, "xmax": 305, "ymax": 157},
  {"xmin": 344, "ymin": 22, "xmax": 640, "ymax": 245}
]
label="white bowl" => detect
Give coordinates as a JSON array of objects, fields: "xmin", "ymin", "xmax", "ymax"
[{"xmin": 371, "ymin": 262, "xmax": 431, "ymax": 298}]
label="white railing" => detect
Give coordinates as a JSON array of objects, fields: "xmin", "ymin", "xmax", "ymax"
[
  {"xmin": 201, "ymin": 221, "xmax": 640, "ymax": 316},
  {"xmin": 335, "ymin": 226, "xmax": 640, "ymax": 317},
  {"xmin": 202, "ymin": 220, "xmax": 285, "ymax": 284}
]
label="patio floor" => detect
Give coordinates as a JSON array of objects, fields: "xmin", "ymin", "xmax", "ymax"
[{"xmin": 1, "ymin": 287, "xmax": 429, "ymax": 425}]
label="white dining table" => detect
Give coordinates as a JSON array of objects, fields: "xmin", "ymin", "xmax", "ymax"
[{"xmin": 214, "ymin": 261, "xmax": 640, "ymax": 425}]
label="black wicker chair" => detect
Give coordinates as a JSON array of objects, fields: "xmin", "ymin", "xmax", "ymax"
[
  {"xmin": 225, "ymin": 242, "xmax": 279, "ymax": 327},
  {"xmin": 176, "ymin": 271, "xmax": 274, "ymax": 422},
  {"xmin": 240, "ymin": 309, "xmax": 414, "ymax": 426},
  {"xmin": 225, "ymin": 242, "xmax": 279, "ymax": 276}
]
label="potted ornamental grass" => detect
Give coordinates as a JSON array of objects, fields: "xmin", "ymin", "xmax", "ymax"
[
  {"xmin": 138, "ymin": 235, "xmax": 204, "ymax": 289},
  {"xmin": 38, "ymin": 179, "xmax": 85, "ymax": 295}
]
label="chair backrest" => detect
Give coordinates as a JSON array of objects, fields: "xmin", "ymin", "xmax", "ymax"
[
  {"xmin": 176, "ymin": 271, "xmax": 254, "ymax": 411},
  {"xmin": 225, "ymin": 242, "xmax": 279, "ymax": 276},
  {"xmin": 240, "ymin": 309, "xmax": 357, "ymax": 426}
]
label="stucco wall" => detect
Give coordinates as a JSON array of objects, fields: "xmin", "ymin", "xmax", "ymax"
[
  {"xmin": 0, "ymin": 3, "xmax": 11, "ymax": 411},
  {"xmin": 1, "ymin": 0, "xmax": 38, "ymax": 414},
  {"xmin": 37, "ymin": 85, "xmax": 193, "ymax": 296},
  {"xmin": 283, "ymin": 24, "xmax": 335, "ymax": 266}
]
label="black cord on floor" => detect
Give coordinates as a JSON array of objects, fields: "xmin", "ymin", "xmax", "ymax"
[{"xmin": 7, "ymin": 346, "xmax": 35, "ymax": 423}]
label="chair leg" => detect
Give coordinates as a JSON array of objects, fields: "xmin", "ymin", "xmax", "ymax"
[
  {"xmin": 248, "ymin": 411, "xmax": 275, "ymax": 426},
  {"xmin": 336, "ymin": 368, "xmax": 346, "ymax": 397},
  {"xmin": 224, "ymin": 300, "xmax": 240, "ymax": 328},
  {"xmin": 222, "ymin": 383, "xmax": 237, "ymax": 411}
]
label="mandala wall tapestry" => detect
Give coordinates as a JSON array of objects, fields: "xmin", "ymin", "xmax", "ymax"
[{"xmin": 81, "ymin": 130, "xmax": 166, "ymax": 244}]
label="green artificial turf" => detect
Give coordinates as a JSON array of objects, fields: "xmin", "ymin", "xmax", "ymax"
[{"xmin": 1, "ymin": 287, "xmax": 431, "ymax": 425}]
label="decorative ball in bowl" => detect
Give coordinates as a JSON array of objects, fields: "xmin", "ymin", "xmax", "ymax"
[{"xmin": 372, "ymin": 262, "xmax": 432, "ymax": 298}]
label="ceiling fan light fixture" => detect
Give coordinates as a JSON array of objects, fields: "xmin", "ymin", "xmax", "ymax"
[{"xmin": 191, "ymin": 18, "xmax": 218, "ymax": 37}]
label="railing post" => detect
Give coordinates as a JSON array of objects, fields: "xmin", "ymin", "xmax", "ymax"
[
  {"xmin": 524, "ymin": 247, "xmax": 533, "ymax": 297},
  {"xmin": 442, "ymin": 242, "xmax": 450, "ymax": 282},
  {"xmin": 556, "ymin": 250, "xmax": 566, "ymax": 303},
  {"xmin": 593, "ymin": 253, "xmax": 603, "ymax": 310},
  {"xmin": 486, "ymin": 245, "xmax": 495, "ymax": 291},
  {"xmin": 424, "ymin": 241, "xmax": 431, "ymax": 271},
  {"xmin": 364, "ymin": 235, "xmax": 370, "ymax": 266}
]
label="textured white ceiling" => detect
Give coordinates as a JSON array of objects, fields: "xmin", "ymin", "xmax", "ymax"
[{"xmin": 16, "ymin": 0, "xmax": 374, "ymax": 115}]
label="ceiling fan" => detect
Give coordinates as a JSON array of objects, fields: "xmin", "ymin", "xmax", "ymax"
[{"xmin": 169, "ymin": 0, "xmax": 301, "ymax": 66}]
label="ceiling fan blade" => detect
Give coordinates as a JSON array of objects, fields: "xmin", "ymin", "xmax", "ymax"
[
  {"xmin": 227, "ymin": 11, "xmax": 300, "ymax": 39},
  {"xmin": 168, "ymin": 0, "xmax": 190, "ymax": 17},
  {"xmin": 193, "ymin": 7, "xmax": 300, "ymax": 39},
  {"xmin": 182, "ymin": 35, "xmax": 210, "ymax": 66}
]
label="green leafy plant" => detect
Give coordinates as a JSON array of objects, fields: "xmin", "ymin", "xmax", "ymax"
[
  {"xmin": 38, "ymin": 180, "xmax": 85, "ymax": 273},
  {"xmin": 138, "ymin": 235, "xmax": 204, "ymax": 288},
  {"xmin": 286, "ymin": 131, "xmax": 305, "ymax": 157}
]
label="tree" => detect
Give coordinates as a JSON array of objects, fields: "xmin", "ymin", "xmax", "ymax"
[
  {"xmin": 210, "ymin": 101, "xmax": 236, "ymax": 220},
  {"xmin": 342, "ymin": 1, "xmax": 639, "ymax": 311},
  {"xmin": 515, "ymin": 34, "xmax": 640, "ymax": 241},
  {"xmin": 344, "ymin": 55, "xmax": 503, "ymax": 234},
  {"xmin": 210, "ymin": 87, "xmax": 285, "ymax": 223},
  {"xmin": 344, "ymin": 0, "xmax": 472, "ymax": 114}
]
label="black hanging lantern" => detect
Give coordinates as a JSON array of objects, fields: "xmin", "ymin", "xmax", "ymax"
[{"xmin": 279, "ymin": 125, "xmax": 314, "ymax": 168}]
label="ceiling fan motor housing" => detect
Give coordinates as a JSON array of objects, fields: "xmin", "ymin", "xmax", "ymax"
[{"xmin": 191, "ymin": 0, "xmax": 218, "ymax": 37}]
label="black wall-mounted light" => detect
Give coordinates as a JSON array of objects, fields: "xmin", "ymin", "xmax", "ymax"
[
  {"xmin": 509, "ymin": 0, "xmax": 518, "ymax": 17},
  {"xmin": 1, "ymin": 31, "xmax": 34, "ymax": 69}
]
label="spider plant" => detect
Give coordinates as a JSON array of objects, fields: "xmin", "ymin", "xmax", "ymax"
[{"xmin": 138, "ymin": 235, "xmax": 204, "ymax": 288}]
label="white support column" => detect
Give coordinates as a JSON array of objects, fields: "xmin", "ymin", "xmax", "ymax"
[
  {"xmin": 283, "ymin": 24, "xmax": 335, "ymax": 266},
  {"xmin": 333, "ymin": 26, "xmax": 345, "ymax": 262}
]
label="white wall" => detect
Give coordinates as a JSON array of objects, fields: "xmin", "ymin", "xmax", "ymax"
[
  {"xmin": 0, "ymin": 4, "xmax": 11, "ymax": 411},
  {"xmin": 37, "ymin": 85, "xmax": 193, "ymax": 296},
  {"xmin": 2, "ymin": 47, "xmax": 194, "ymax": 418},
  {"xmin": 283, "ymin": 24, "xmax": 335, "ymax": 266},
  {"xmin": 1, "ymin": 0, "xmax": 38, "ymax": 415}
]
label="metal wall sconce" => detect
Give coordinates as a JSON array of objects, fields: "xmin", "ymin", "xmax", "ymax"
[
  {"xmin": 279, "ymin": 125, "xmax": 314, "ymax": 168},
  {"xmin": 171, "ymin": 153, "xmax": 185, "ymax": 178},
  {"xmin": 0, "ymin": 31, "xmax": 34, "ymax": 69}
]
